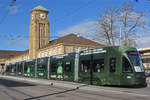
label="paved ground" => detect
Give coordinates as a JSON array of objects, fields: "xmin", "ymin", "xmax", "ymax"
[{"xmin": 0, "ymin": 75, "xmax": 150, "ymax": 100}]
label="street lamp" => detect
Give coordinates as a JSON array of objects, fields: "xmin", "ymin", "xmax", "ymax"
[{"xmin": 90, "ymin": 49, "xmax": 93, "ymax": 85}]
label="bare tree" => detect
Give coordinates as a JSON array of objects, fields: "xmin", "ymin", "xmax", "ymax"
[
  {"xmin": 96, "ymin": 6, "xmax": 120, "ymax": 45},
  {"xmin": 96, "ymin": 2, "xmax": 146, "ymax": 47},
  {"xmin": 120, "ymin": 2, "xmax": 145, "ymax": 46}
]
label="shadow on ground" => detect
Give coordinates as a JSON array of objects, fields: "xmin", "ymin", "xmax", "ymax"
[
  {"xmin": 24, "ymin": 85, "xmax": 88, "ymax": 100},
  {"xmin": 0, "ymin": 78, "xmax": 36, "ymax": 87}
]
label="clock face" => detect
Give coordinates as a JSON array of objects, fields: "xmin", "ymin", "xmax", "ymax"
[{"xmin": 40, "ymin": 13, "xmax": 46, "ymax": 19}]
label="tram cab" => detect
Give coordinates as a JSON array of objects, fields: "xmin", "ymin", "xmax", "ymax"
[{"xmin": 120, "ymin": 49, "xmax": 146, "ymax": 86}]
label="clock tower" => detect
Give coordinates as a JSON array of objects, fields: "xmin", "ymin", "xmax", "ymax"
[{"xmin": 29, "ymin": 6, "xmax": 50, "ymax": 59}]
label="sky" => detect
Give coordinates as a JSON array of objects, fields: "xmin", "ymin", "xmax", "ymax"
[{"xmin": 0, "ymin": 0, "xmax": 150, "ymax": 51}]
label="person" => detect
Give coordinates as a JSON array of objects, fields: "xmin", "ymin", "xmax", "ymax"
[
  {"xmin": 57, "ymin": 64, "xmax": 63, "ymax": 80},
  {"xmin": 96, "ymin": 64, "xmax": 101, "ymax": 72},
  {"xmin": 84, "ymin": 65, "xmax": 88, "ymax": 72}
]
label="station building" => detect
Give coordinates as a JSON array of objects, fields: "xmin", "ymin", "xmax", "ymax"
[
  {"xmin": 138, "ymin": 48, "xmax": 150, "ymax": 70},
  {"xmin": 0, "ymin": 6, "xmax": 104, "ymax": 72}
]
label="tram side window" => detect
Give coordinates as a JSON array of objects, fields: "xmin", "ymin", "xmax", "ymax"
[
  {"xmin": 18, "ymin": 65, "xmax": 22, "ymax": 72},
  {"xmin": 122, "ymin": 57, "xmax": 132, "ymax": 72},
  {"xmin": 6, "ymin": 66, "xmax": 9, "ymax": 72},
  {"xmin": 51, "ymin": 63, "xmax": 57, "ymax": 72},
  {"xmin": 93, "ymin": 59, "xmax": 104, "ymax": 72},
  {"xmin": 24, "ymin": 65, "xmax": 27, "ymax": 71},
  {"xmin": 65, "ymin": 62, "xmax": 71, "ymax": 72},
  {"xmin": 110, "ymin": 58, "xmax": 116, "ymax": 72},
  {"xmin": 81, "ymin": 60, "xmax": 90, "ymax": 72},
  {"xmin": 37, "ymin": 64, "xmax": 44, "ymax": 73}
]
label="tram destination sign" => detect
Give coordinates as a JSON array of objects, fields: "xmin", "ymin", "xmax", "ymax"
[
  {"xmin": 52, "ymin": 54, "xmax": 69, "ymax": 59},
  {"xmin": 80, "ymin": 48, "xmax": 107, "ymax": 56}
]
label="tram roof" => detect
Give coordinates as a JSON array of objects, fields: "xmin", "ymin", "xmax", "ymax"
[
  {"xmin": 102, "ymin": 46, "xmax": 136, "ymax": 50},
  {"xmin": 79, "ymin": 46, "xmax": 137, "ymax": 54}
]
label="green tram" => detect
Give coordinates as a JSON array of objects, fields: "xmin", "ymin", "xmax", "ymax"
[
  {"xmin": 78, "ymin": 46, "xmax": 146, "ymax": 86},
  {"xmin": 5, "ymin": 46, "xmax": 146, "ymax": 86}
]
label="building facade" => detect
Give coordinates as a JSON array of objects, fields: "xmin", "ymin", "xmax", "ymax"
[
  {"xmin": 0, "ymin": 6, "xmax": 104, "ymax": 72},
  {"xmin": 138, "ymin": 48, "xmax": 150, "ymax": 70},
  {"xmin": 29, "ymin": 6, "xmax": 50, "ymax": 59}
]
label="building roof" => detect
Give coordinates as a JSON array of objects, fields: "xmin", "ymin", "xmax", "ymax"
[
  {"xmin": 33, "ymin": 5, "xmax": 48, "ymax": 11},
  {"xmin": 41, "ymin": 34, "xmax": 104, "ymax": 49},
  {"xmin": 0, "ymin": 50, "xmax": 28, "ymax": 59}
]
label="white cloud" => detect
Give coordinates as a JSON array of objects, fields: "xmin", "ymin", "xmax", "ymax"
[
  {"xmin": 57, "ymin": 19, "xmax": 150, "ymax": 48},
  {"xmin": 57, "ymin": 20, "xmax": 98, "ymax": 40},
  {"xmin": 137, "ymin": 36, "xmax": 150, "ymax": 48},
  {"xmin": 3, "ymin": 37, "xmax": 28, "ymax": 47}
]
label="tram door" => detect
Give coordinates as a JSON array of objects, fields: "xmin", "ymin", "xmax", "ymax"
[
  {"xmin": 18, "ymin": 63, "xmax": 23, "ymax": 76},
  {"xmin": 79, "ymin": 55, "xmax": 91, "ymax": 85},
  {"xmin": 108, "ymin": 57, "xmax": 121, "ymax": 85},
  {"xmin": 63, "ymin": 60, "xmax": 74, "ymax": 81},
  {"xmin": 120, "ymin": 57, "xmax": 134, "ymax": 85},
  {"xmin": 50, "ymin": 60, "xmax": 74, "ymax": 81},
  {"xmin": 6, "ymin": 65, "xmax": 10, "ymax": 75},
  {"xmin": 79, "ymin": 57, "xmax": 105, "ymax": 85},
  {"xmin": 37, "ymin": 58, "xmax": 48, "ymax": 79},
  {"xmin": 11, "ymin": 64, "xmax": 16, "ymax": 76},
  {"xmin": 24, "ymin": 61, "xmax": 35, "ymax": 78},
  {"xmin": 50, "ymin": 61, "xmax": 57, "ymax": 79}
]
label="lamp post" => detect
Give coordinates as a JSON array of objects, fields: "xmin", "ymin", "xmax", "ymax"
[{"xmin": 90, "ymin": 50, "xmax": 93, "ymax": 85}]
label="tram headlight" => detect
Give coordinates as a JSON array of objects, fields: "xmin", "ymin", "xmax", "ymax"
[{"xmin": 127, "ymin": 76, "xmax": 132, "ymax": 79}]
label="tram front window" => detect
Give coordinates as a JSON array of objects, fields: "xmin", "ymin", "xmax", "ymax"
[
  {"xmin": 127, "ymin": 51, "xmax": 144, "ymax": 72},
  {"xmin": 122, "ymin": 57, "xmax": 133, "ymax": 72}
]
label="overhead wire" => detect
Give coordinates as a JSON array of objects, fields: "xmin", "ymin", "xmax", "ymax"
[
  {"xmin": 0, "ymin": 0, "xmax": 16, "ymax": 25},
  {"xmin": 1, "ymin": 0, "xmax": 98, "ymax": 44},
  {"xmin": 53, "ymin": 0, "xmax": 97, "ymax": 24},
  {"xmin": 51, "ymin": 0, "xmax": 98, "ymax": 39}
]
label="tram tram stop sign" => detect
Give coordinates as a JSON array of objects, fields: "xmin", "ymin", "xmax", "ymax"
[{"xmin": 57, "ymin": 65, "xmax": 63, "ymax": 74}]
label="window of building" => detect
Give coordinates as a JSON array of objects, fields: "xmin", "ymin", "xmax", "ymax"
[
  {"xmin": 42, "ymin": 52, "xmax": 44, "ymax": 57},
  {"xmin": 38, "ymin": 53, "xmax": 41, "ymax": 58},
  {"xmin": 53, "ymin": 49, "xmax": 56, "ymax": 55},
  {"xmin": 93, "ymin": 59, "xmax": 104, "ymax": 72},
  {"xmin": 49, "ymin": 49, "xmax": 51, "ymax": 56},
  {"xmin": 122, "ymin": 57, "xmax": 133, "ymax": 73},
  {"xmin": 74, "ymin": 47, "xmax": 79, "ymax": 52},
  {"xmin": 142, "ymin": 58, "xmax": 150, "ymax": 63},
  {"xmin": 58, "ymin": 47, "xmax": 61, "ymax": 54},
  {"xmin": 109, "ymin": 58, "xmax": 116, "ymax": 72},
  {"xmin": 44, "ymin": 51, "xmax": 47, "ymax": 56}
]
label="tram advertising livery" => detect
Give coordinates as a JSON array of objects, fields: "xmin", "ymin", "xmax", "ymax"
[{"xmin": 6, "ymin": 46, "xmax": 147, "ymax": 86}]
